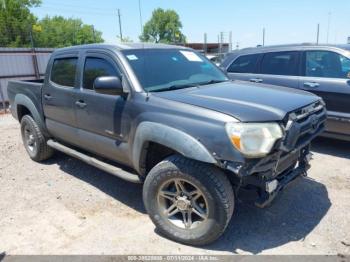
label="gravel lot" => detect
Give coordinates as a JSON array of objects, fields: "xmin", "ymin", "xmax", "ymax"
[{"xmin": 0, "ymin": 113, "xmax": 349, "ymax": 255}]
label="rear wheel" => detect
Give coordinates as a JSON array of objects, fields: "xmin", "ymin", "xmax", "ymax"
[
  {"xmin": 20, "ymin": 115, "xmax": 53, "ymax": 162},
  {"xmin": 143, "ymin": 155, "xmax": 234, "ymax": 246}
]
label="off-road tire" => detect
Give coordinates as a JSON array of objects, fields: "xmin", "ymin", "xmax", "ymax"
[
  {"xmin": 143, "ymin": 155, "xmax": 234, "ymax": 246},
  {"xmin": 20, "ymin": 115, "xmax": 54, "ymax": 162}
]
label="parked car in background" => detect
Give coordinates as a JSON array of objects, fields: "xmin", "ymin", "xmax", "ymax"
[
  {"xmin": 206, "ymin": 54, "xmax": 222, "ymax": 66},
  {"xmin": 221, "ymin": 44, "xmax": 350, "ymax": 141}
]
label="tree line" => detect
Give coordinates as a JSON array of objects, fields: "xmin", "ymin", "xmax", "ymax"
[
  {"xmin": 0, "ymin": 0, "xmax": 103, "ymax": 48},
  {"xmin": 0, "ymin": 0, "xmax": 186, "ymax": 48}
]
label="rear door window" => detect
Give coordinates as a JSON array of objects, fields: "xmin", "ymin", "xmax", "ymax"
[
  {"xmin": 260, "ymin": 51, "xmax": 299, "ymax": 76},
  {"xmin": 305, "ymin": 51, "xmax": 350, "ymax": 79},
  {"xmin": 227, "ymin": 54, "xmax": 259, "ymax": 73},
  {"xmin": 51, "ymin": 58, "xmax": 78, "ymax": 87},
  {"xmin": 83, "ymin": 57, "xmax": 120, "ymax": 90}
]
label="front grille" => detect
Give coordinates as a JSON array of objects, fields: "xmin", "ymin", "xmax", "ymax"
[{"xmin": 281, "ymin": 101, "xmax": 327, "ymax": 152}]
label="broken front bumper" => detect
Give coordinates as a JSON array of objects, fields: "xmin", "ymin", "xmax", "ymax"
[
  {"xmin": 226, "ymin": 101, "xmax": 327, "ymax": 208},
  {"xmin": 239, "ymin": 145, "xmax": 312, "ymax": 208}
]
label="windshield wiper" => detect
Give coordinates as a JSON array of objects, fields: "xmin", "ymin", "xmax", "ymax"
[
  {"xmin": 151, "ymin": 79, "xmax": 229, "ymax": 92},
  {"xmin": 196, "ymin": 79, "xmax": 229, "ymax": 86},
  {"xmin": 151, "ymin": 83, "xmax": 197, "ymax": 92}
]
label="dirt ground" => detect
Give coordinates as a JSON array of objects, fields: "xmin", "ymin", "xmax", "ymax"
[{"xmin": 0, "ymin": 113, "xmax": 349, "ymax": 255}]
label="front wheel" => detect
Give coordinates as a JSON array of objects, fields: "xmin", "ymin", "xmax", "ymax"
[{"xmin": 143, "ymin": 155, "xmax": 234, "ymax": 246}]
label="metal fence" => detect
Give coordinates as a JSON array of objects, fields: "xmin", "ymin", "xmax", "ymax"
[{"xmin": 0, "ymin": 48, "xmax": 54, "ymax": 112}]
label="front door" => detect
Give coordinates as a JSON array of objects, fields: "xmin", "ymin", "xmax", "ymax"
[
  {"xmin": 75, "ymin": 52, "xmax": 130, "ymax": 164},
  {"xmin": 300, "ymin": 50, "xmax": 350, "ymax": 136}
]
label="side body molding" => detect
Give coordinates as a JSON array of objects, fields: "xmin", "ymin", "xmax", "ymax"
[
  {"xmin": 14, "ymin": 94, "xmax": 49, "ymax": 136},
  {"xmin": 132, "ymin": 122, "xmax": 217, "ymax": 173}
]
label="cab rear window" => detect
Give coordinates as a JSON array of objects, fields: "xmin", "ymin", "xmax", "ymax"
[{"xmin": 51, "ymin": 58, "xmax": 78, "ymax": 87}]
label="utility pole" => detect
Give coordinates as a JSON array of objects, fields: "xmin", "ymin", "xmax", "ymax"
[
  {"xmin": 29, "ymin": 25, "xmax": 40, "ymax": 79},
  {"xmin": 229, "ymin": 31, "xmax": 233, "ymax": 52},
  {"xmin": 220, "ymin": 32, "xmax": 224, "ymax": 54},
  {"xmin": 92, "ymin": 26, "xmax": 96, "ymax": 42},
  {"xmin": 73, "ymin": 20, "xmax": 76, "ymax": 45},
  {"xmin": 117, "ymin": 9, "xmax": 123, "ymax": 41},
  {"xmin": 262, "ymin": 28, "xmax": 266, "ymax": 46},
  {"xmin": 203, "ymin": 33, "xmax": 207, "ymax": 54},
  {"xmin": 138, "ymin": 0, "xmax": 143, "ymax": 35},
  {"xmin": 217, "ymin": 34, "xmax": 220, "ymax": 53},
  {"xmin": 316, "ymin": 23, "xmax": 320, "ymax": 44}
]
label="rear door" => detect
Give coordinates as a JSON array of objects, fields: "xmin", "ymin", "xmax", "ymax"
[
  {"xmin": 74, "ymin": 51, "xmax": 130, "ymax": 164},
  {"xmin": 42, "ymin": 53, "xmax": 81, "ymax": 145},
  {"xmin": 255, "ymin": 51, "xmax": 301, "ymax": 89},
  {"xmin": 226, "ymin": 53, "xmax": 261, "ymax": 82},
  {"xmin": 300, "ymin": 50, "xmax": 350, "ymax": 135}
]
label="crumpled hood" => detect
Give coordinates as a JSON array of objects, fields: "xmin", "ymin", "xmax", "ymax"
[{"xmin": 154, "ymin": 81, "xmax": 321, "ymax": 122}]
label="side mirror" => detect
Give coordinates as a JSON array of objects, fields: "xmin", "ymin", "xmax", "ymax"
[{"xmin": 93, "ymin": 76, "xmax": 123, "ymax": 95}]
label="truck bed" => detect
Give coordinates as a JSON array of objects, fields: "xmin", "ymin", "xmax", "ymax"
[{"xmin": 7, "ymin": 79, "xmax": 44, "ymax": 120}]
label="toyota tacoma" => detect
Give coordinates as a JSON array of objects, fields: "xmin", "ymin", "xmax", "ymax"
[{"xmin": 7, "ymin": 43, "xmax": 326, "ymax": 245}]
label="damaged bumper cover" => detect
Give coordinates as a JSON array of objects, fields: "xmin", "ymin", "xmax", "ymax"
[
  {"xmin": 226, "ymin": 145, "xmax": 312, "ymax": 208},
  {"xmin": 224, "ymin": 101, "xmax": 327, "ymax": 208},
  {"xmin": 244, "ymin": 146, "xmax": 312, "ymax": 208}
]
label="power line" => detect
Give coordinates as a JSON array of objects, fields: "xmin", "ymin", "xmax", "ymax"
[
  {"xmin": 36, "ymin": 6, "xmax": 115, "ymax": 16},
  {"xmin": 42, "ymin": 1, "xmax": 112, "ymax": 12}
]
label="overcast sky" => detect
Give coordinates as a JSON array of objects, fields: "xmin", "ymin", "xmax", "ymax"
[{"xmin": 31, "ymin": 0, "xmax": 350, "ymax": 48}]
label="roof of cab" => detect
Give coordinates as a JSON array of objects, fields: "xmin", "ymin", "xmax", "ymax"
[{"xmin": 53, "ymin": 43, "xmax": 190, "ymax": 55}]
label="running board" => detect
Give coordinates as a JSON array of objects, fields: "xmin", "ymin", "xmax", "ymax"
[{"xmin": 47, "ymin": 140, "xmax": 142, "ymax": 183}]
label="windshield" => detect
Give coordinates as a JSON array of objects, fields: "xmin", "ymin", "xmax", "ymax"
[{"xmin": 122, "ymin": 49, "xmax": 228, "ymax": 92}]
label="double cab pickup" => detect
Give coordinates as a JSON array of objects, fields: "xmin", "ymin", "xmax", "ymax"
[{"xmin": 8, "ymin": 43, "xmax": 326, "ymax": 245}]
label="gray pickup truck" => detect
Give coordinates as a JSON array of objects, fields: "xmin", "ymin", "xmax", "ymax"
[{"xmin": 8, "ymin": 43, "xmax": 326, "ymax": 245}]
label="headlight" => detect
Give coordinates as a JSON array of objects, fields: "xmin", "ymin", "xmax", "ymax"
[{"xmin": 226, "ymin": 122, "xmax": 283, "ymax": 158}]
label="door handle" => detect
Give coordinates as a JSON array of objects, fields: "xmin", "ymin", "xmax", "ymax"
[
  {"xmin": 44, "ymin": 94, "xmax": 52, "ymax": 100},
  {"xmin": 250, "ymin": 78, "xmax": 263, "ymax": 83},
  {"xmin": 304, "ymin": 82, "xmax": 320, "ymax": 88},
  {"xmin": 75, "ymin": 100, "xmax": 87, "ymax": 108}
]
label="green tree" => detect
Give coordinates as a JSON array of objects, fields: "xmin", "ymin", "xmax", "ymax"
[
  {"xmin": 33, "ymin": 16, "xmax": 104, "ymax": 48},
  {"xmin": 140, "ymin": 8, "xmax": 186, "ymax": 44},
  {"xmin": 0, "ymin": 0, "xmax": 41, "ymax": 47}
]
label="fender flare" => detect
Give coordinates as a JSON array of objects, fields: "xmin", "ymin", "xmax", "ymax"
[
  {"xmin": 14, "ymin": 94, "xmax": 48, "ymax": 136},
  {"xmin": 132, "ymin": 122, "xmax": 217, "ymax": 174}
]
